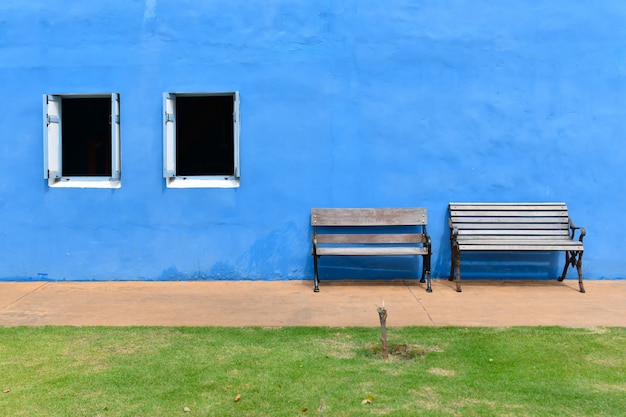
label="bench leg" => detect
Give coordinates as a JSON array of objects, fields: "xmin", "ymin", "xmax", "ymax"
[
  {"xmin": 559, "ymin": 250, "xmax": 571, "ymax": 281},
  {"xmin": 454, "ymin": 254, "xmax": 462, "ymax": 292},
  {"xmin": 421, "ymin": 254, "xmax": 433, "ymax": 293},
  {"xmin": 449, "ymin": 245, "xmax": 462, "ymax": 292},
  {"xmin": 424, "ymin": 271, "xmax": 432, "ymax": 293},
  {"xmin": 558, "ymin": 250, "xmax": 585, "ymax": 293},
  {"xmin": 576, "ymin": 252, "xmax": 585, "ymax": 293},
  {"xmin": 448, "ymin": 240, "xmax": 454, "ymax": 282},
  {"xmin": 448, "ymin": 241, "xmax": 462, "ymax": 291},
  {"xmin": 313, "ymin": 255, "xmax": 320, "ymax": 292}
]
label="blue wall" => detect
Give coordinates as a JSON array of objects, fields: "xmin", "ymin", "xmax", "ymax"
[{"xmin": 1, "ymin": 0, "xmax": 624, "ymax": 281}]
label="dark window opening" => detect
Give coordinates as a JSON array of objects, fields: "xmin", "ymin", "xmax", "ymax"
[
  {"xmin": 176, "ymin": 95, "xmax": 235, "ymax": 176},
  {"xmin": 61, "ymin": 97, "xmax": 112, "ymax": 177}
]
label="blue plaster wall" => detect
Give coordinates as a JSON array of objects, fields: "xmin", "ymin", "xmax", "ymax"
[{"xmin": 0, "ymin": 0, "xmax": 625, "ymax": 282}]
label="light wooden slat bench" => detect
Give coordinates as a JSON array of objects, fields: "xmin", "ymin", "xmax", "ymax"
[
  {"xmin": 448, "ymin": 202, "xmax": 586, "ymax": 292},
  {"xmin": 312, "ymin": 208, "xmax": 432, "ymax": 293}
]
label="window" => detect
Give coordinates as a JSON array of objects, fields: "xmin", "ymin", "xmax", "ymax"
[
  {"xmin": 163, "ymin": 92, "xmax": 240, "ymax": 188},
  {"xmin": 43, "ymin": 93, "xmax": 121, "ymax": 188}
]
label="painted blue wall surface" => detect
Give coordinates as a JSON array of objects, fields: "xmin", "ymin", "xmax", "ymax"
[{"xmin": 1, "ymin": 1, "xmax": 625, "ymax": 282}]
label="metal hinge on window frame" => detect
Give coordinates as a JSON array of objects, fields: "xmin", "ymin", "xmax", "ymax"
[{"xmin": 46, "ymin": 115, "xmax": 60, "ymax": 125}]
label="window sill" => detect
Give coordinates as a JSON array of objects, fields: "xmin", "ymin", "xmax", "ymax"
[
  {"xmin": 48, "ymin": 178, "xmax": 121, "ymax": 189},
  {"xmin": 165, "ymin": 177, "xmax": 240, "ymax": 189}
]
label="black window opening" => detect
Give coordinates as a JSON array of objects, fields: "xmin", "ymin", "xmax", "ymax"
[
  {"xmin": 61, "ymin": 97, "xmax": 112, "ymax": 177},
  {"xmin": 175, "ymin": 95, "xmax": 235, "ymax": 176}
]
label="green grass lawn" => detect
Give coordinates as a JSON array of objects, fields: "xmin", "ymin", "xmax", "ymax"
[{"xmin": 0, "ymin": 326, "xmax": 624, "ymax": 416}]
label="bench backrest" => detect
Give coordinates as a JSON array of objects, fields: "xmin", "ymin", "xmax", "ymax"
[
  {"xmin": 312, "ymin": 208, "xmax": 427, "ymax": 227},
  {"xmin": 312, "ymin": 208, "xmax": 428, "ymax": 245},
  {"xmin": 449, "ymin": 202, "xmax": 571, "ymax": 239}
]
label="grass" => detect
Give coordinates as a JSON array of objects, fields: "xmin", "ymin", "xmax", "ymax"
[{"xmin": 0, "ymin": 326, "xmax": 624, "ymax": 416}]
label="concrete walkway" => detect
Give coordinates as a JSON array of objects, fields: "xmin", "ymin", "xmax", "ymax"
[{"xmin": 0, "ymin": 279, "xmax": 624, "ymax": 327}]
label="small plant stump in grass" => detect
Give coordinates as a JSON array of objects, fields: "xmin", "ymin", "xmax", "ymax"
[{"xmin": 377, "ymin": 304, "xmax": 388, "ymax": 359}]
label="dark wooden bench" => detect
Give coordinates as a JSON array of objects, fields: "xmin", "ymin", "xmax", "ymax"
[
  {"xmin": 449, "ymin": 202, "xmax": 586, "ymax": 292},
  {"xmin": 311, "ymin": 208, "xmax": 432, "ymax": 292}
]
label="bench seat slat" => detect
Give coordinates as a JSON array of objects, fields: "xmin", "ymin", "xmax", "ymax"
[
  {"xmin": 458, "ymin": 235, "xmax": 571, "ymax": 240},
  {"xmin": 448, "ymin": 202, "xmax": 567, "ymax": 209},
  {"xmin": 457, "ymin": 238, "xmax": 581, "ymax": 244},
  {"xmin": 450, "ymin": 210, "xmax": 568, "ymax": 217},
  {"xmin": 316, "ymin": 247, "xmax": 429, "ymax": 256},
  {"xmin": 451, "ymin": 217, "xmax": 570, "ymax": 224},
  {"xmin": 458, "ymin": 244, "xmax": 583, "ymax": 251},
  {"xmin": 457, "ymin": 229, "xmax": 570, "ymax": 236},
  {"xmin": 316, "ymin": 233, "xmax": 426, "ymax": 244},
  {"xmin": 450, "ymin": 203, "xmax": 567, "ymax": 210}
]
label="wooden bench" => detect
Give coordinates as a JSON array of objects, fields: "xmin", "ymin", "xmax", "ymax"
[
  {"xmin": 311, "ymin": 208, "xmax": 432, "ymax": 292},
  {"xmin": 449, "ymin": 202, "xmax": 586, "ymax": 292}
]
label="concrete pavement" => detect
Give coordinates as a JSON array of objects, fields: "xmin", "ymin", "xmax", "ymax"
[{"xmin": 0, "ymin": 279, "xmax": 624, "ymax": 327}]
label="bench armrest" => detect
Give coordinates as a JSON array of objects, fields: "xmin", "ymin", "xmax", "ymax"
[
  {"xmin": 448, "ymin": 218, "xmax": 459, "ymax": 238},
  {"xmin": 311, "ymin": 233, "xmax": 318, "ymax": 255},
  {"xmin": 423, "ymin": 225, "xmax": 432, "ymax": 252},
  {"xmin": 569, "ymin": 219, "xmax": 586, "ymax": 243}
]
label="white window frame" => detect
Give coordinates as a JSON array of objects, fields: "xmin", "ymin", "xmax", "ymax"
[
  {"xmin": 43, "ymin": 93, "xmax": 121, "ymax": 188},
  {"xmin": 163, "ymin": 91, "xmax": 240, "ymax": 188}
]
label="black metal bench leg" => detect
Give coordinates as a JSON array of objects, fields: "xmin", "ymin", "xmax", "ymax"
[
  {"xmin": 450, "ymin": 246, "xmax": 462, "ymax": 292},
  {"xmin": 425, "ymin": 271, "xmax": 432, "ymax": 293},
  {"xmin": 558, "ymin": 251, "xmax": 585, "ymax": 293},
  {"xmin": 313, "ymin": 255, "xmax": 320, "ymax": 292},
  {"xmin": 576, "ymin": 252, "xmax": 585, "ymax": 293},
  {"xmin": 454, "ymin": 256, "xmax": 462, "ymax": 292},
  {"xmin": 422, "ymin": 254, "xmax": 432, "ymax": 293},
  {"xmin": 448, "ymin": 241, "xmax": 455, "ymax": 282},
  {"xmin": 558, "ymin": 250, "xmax": 572, "ymax": 282},
  {"xmin": 449, "ymin": 241, "xmax": 462, "ymax": 292}
]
